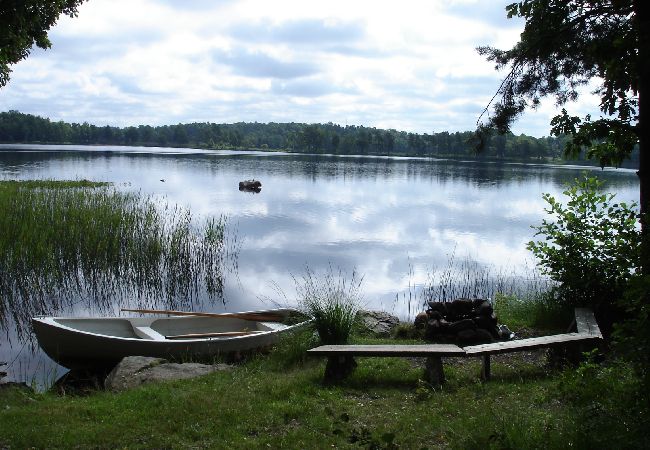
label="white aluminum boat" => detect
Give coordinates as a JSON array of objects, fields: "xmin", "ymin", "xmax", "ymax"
[{"xmin": 32, "ymin": 308, "xmax": 309, "ymax": 369}]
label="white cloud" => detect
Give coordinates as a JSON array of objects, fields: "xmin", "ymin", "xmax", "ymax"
[{"xmin": 0, "ymin": 0, "xmax": 604, "ymax": 136}]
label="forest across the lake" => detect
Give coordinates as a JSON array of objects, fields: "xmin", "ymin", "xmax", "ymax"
[{"xmin": 0, "ymin": 110, "xmax": 640, "ymax": 167}]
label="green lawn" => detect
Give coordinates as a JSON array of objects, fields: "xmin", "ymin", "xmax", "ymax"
[{"xmin": 1, "ymin": 331, "xmax": 644, "ymax": 449}]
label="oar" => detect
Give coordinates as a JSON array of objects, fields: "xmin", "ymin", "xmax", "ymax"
[
  {"xmin": 165, "ymin": 330, "xmax": 264, "ymax": 339},
  {"xmin": 121, "ymin": 308, "xmax": 285, "ymax": 322}
]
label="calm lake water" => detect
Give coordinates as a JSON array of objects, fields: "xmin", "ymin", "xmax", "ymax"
[{"xmin": 0, "ymin": 144, "xmax": 639, "ymax": 385}]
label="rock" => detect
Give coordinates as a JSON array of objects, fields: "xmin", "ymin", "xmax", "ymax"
[
  {"xmin": 474, "ymin": 328, "xmax": 495, "ymax": 343},
  {"xmin": 448, "ymin": 318, "xmax": 476, "ymax": 334},
  {"xmin": 105, "ymin": 356, "xmax": 232, "ymax": 392},
  {"xmin": 427, "ymin": 310, "xmax": 443, "ymax": 321},
  {"xmin": 477, "ymin": 301, "xmax": 494, "ymax": 316},
  {"xmin": 427, "ymin": 302, "xmax": 448, "ymax": 315},
  {"xmin": 447, "ymin": 299, "xmax": 474, "ymax": 319},
  {"xmin": 424, "ymin": 319, "xmax": 442, "ymax": 340},
  {"xmin": 357, "ymin": 310, "xmax": 400, "ymax": 336},
  {"xmin": 458, "ymin": 328, "xmax": 494, "ymax": 345},
  {"xmin": 474, "ymin": 313, "xmax": 497, "ymax": 330},
  {"xmin": 457, "ymin": 329, "xmax": 478, "ymax": 345},
  {"xmin": 414, "ymin": 312, "xmax": 429, "ymax": 329}
]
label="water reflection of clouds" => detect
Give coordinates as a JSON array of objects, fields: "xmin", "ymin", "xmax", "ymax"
[
  {"xmin": 0, "ymin": 148, "xmax": 642, "ymax": 383},
  {"xmin": 0, "ymin": 149, "xmax": 640, "ymax": 312}
]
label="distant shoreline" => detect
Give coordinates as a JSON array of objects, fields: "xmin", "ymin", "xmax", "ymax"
[{"xmin": 0, "ymin": 142, "xmax": 637, "ymax": 171}]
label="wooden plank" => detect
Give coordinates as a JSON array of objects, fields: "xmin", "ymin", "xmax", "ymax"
[
  {"xmin": 165, "ymin": 330, "xmax": 263, "ymax": 339},
  {"xmin": 574, "ymin": 308, "xmax": 603, "ymax": 338},
  {"xmin": 463, "ymin": 333, "xmax": 600, "ymax": 356},
  {"xmin": 481, "ymin": 355, "xmax": 491, "ymax": 381},
  {"xmin": 425, "ymin": 356, "xmax": 445, "ymax": 385},
  {"xmin": 308, "ymin": 344, "xmax": 466, "ymax": 357},
  {"xmin": 121, "ymin": 308, "xmax": 285, "ymax": 322}
]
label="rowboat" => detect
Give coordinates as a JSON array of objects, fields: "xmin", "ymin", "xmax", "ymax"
[{"xmin": 32, "ymin": 308, "xmax": 309, "ymax": 369}]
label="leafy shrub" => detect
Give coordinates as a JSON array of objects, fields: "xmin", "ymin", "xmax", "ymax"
[
  {"xmin": 527, "ymin": 176, "xmax": 640, "ymax": 324},
  {"xmin": 295, "ymin": 266, "xmax": 362, "ymax": 345}
]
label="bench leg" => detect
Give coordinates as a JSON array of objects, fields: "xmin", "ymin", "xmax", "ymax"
[
  {"xmin": 425, "ymin": 356, "xmax": 445, "ymax": 385},
  {"xmin": 481, "ymin": 355, "xmax": 491, "ymax": 381},
  {"xmin": 324, "ymin": 355, "xmax": 357, "ymax": 382}
]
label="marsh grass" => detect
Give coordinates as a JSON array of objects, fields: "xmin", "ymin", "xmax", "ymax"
[
  {"xmin": 0, "ymin": 180, "xmax": 237, "ymax": 339},
  {"xmin": 294, "ymin": 266, "xmax": 362, "ymax": 345}
]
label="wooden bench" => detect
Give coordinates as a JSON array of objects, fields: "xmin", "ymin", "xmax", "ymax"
[
  {"xmin": 308, "ymin": 308, "xmax": 603, "ymax": 384},
  {"xmin": 465, "ymin": 307, "xmax": 603, "ymax": 380},
  {"xmin": 307, "ymin": 344, "xmax": 465, "ymax": 384}
]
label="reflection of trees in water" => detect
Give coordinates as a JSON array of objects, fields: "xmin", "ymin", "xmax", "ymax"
[
  {"xmin": 0, "ymin": 148, "xmax": 638, "ymax": 190},
  {"xmin": 0, "ymin": 181, "xmax": 239, "ymax": 342}
]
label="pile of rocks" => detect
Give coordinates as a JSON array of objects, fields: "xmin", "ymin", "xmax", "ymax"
[{"xmin": 414, "ymin": 298, "xmax": 507, "ymax": 345}]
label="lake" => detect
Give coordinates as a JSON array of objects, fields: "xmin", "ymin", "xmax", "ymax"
[{"xmin": 0, "ymin": 144, "xmax": 639, "ymax": 385}]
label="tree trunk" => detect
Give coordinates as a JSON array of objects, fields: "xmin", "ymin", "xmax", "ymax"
[{"xmin": 635, "ymin": 0, "xmax": 650, "ymax": 271}]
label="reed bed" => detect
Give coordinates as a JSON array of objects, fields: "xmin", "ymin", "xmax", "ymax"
[
  {"xmin": 0, "ymin": 180, "xmax": 237, "ymax": 340},
  {"xmin": 395, "ymin": 253, "xmax": 559, "ymax": 327}
]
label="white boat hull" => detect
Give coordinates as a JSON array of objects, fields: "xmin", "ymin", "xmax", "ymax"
[{"xmin": 32, "ymin": 309, "xmax": 308, "ymax": 369}]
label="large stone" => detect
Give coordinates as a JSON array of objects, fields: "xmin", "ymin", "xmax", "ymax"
[
  {"xmin": 448, "ymin": 318, "xmax": 476, "ymax": 334},
  {"xmin": 105, "ymin": 356, "xmax": 232, "ymax": 392},
  {"xmin": 414, "ymin": 312, "xmax": 429, "ymax": 329},
  {"xmin": 474, "ymin": 313, "xmax": 497, "ymax": 330},
  {"xmin": 427, "ymin": 302, "xmax": 448, "ymax": 315},
  {"xmin": 357, "ymin": 310, "xmax": 400, "ymax": 336},
  {"xmin": 447, "ymin": 299, "xmax": 474, "ymax": 319},
  {"xmin": 477, "ymin": 301, "xmax": 494, "ymax": 316}
]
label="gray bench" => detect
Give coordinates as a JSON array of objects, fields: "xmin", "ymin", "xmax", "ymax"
[
  {"xmin": 308, "ymin": 308, "xmax": 603, "ymax": 383},
  {"xmin": 465, "ymin": 307, "xmax": 603, "ymax": 380},
  {"xmin": 308, "ymin": 344, "xmax": 465, "ymax": 384}
]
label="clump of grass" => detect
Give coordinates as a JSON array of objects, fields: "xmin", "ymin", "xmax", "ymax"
[
  {"xmin": 295, "ymin": 266, "xmax": 362, "ymax": 345},
  {"xmin": 0, "ymin": 180, "xmax": 237, "ymax": 339}
]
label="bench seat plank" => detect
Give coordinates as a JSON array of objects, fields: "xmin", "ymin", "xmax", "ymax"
[
  {"xmin": 308, "ymin": 344, "xmax": 465, "ymax": 357},
  {"xmin": 574, "ymin": 307, "xmax": 603, "ymax": 338},
  {"xmin": 463, "ymin": 333, "xmax": 600, "ymax": 356}
]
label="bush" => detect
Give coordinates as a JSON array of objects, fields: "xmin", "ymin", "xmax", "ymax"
[
  {"xmin": 527, "ymin": 176, "xmax": 640, "ymax": 328},
  {"xmin": 295, "ymin": 266, "xmax": 362, "ymax": 345}
]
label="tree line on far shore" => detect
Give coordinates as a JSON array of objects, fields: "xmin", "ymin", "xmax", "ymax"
[{"xmin": 0, "ymin": 110, "xmax": 639, "ymax": 166}]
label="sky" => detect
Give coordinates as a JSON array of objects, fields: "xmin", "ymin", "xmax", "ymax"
[{"xmin": 0, "ymin": 0, "xmax": 603, "ymax": 137}]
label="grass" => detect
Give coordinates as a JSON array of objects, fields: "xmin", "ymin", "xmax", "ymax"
[
  {"xmin": 0, "ymin": 327, "xmax": 646, "ymax": 449},
  {"xmin": 294, "ymin": 266, "xmax": 363, "ymax": 345},
  {"xmin": 0, "ymin": 179, "xmax": 237, "ymax": 339},
  {"xmin": 494, "ymin": 292, "xmax": 573, "ymax": 332}
]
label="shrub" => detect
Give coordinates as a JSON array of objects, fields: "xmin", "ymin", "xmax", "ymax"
[
  {"xmin": 295, "ymin": 266, "xmax": 362, "ymax": 345},
  {"xmin": 527, "ymin": 176, "xmax": 640, "ymax": 327}
]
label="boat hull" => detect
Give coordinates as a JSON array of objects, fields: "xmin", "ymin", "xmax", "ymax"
[{"xmin": 32, "ymin": 309, "xmax": 307, "ymax": 369}]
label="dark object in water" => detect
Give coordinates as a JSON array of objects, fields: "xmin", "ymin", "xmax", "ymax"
[{"xmin": 239, "ymin": 179, "xmax": 262, "ymax": 192}]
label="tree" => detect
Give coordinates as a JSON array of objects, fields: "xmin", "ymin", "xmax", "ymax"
[
  {"xmin": 0, "ymin": 1, "xmax": 87, "ymax": 88},
  {"xmin": 477, "ymin": 0, "xmax": 650, "ymax": 266}
]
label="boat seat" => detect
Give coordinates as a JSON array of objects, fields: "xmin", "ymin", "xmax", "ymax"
[{"xmin": 133, "ymin": 326, "xmax": 166, "ymax": 340}]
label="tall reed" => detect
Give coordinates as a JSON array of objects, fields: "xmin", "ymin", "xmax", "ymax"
[
  {"xmin": 0, "ymin": 180, "xmax": 237, "ymax": 340},
  {"xmin": 295, "ymin": 266, "xmax": 362, "ymax": 345}
]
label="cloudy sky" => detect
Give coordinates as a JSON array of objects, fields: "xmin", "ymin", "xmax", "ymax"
[{"xmin": 0, "ymin": 0, "xmax": 602, "ymax": 136}]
